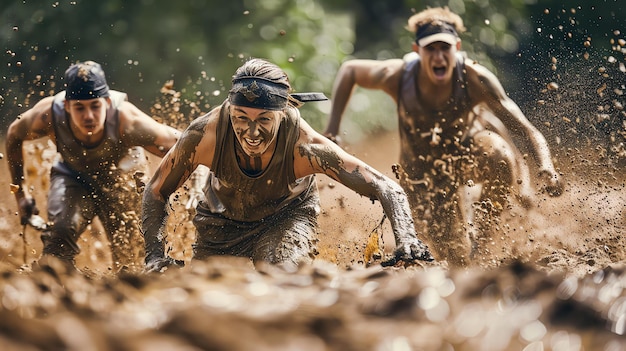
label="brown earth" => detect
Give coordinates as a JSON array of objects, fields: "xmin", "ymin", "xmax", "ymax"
[{"xmin": 0, "ymin": 131, "xmax": 625, "ymax": 350}]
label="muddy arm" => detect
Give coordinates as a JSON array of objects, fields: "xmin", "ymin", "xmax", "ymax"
[
  {"xmin": 141, "ymin": 118, "xmax": 207, "ymax": 272},
  {"xmin": 295, "ymin": 123, "xmax": 433, "ymax": 262}
]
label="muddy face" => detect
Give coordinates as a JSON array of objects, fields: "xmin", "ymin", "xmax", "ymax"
[{"xmin": 229, "ymin": 105, "xmax": 281, "ymax": 158}]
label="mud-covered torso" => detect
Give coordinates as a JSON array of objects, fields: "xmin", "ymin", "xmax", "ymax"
[
  {"xmin": 197, "ymin": 103, "xmax": 316, "ymax": 222},
  {"xmin": 397, "ymin": 53, "xmax": 476, "ymax": 179},
  {"xmin": 51, "ymin": 90, "xmax": 133, "ymax": 184}
]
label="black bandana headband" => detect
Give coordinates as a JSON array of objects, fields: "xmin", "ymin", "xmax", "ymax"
[{"xmin": 229, "ymin": 77, "xmax": 290, "ymax": 111}]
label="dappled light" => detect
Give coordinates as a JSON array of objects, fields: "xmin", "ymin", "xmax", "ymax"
[{"xmin": 1, "ymin": 1, "xmax": 626, "ymax": 350}]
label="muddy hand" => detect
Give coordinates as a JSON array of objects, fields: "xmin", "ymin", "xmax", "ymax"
[
  {"xmin": 144, "ymin": 256, "xmax": 184, "ymax": 273},
  {"xmin": 538, "ymin": 169, "xmax": 563, "ymax": 197},
  {"xmin": 18, "ymin": 197, "xmax": 40, "ymax": 226},
  {"xmin": 383, "ymin": 238, "xmax": 434, "ymax": 266}
]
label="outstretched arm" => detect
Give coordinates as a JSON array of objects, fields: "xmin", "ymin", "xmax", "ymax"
[
  {"xmin": 142, "ymin": 113, "xmax": 213, "ymax": 272},
  {"xmin": 5, "ymin": 97, "xmax": 54, "ymax": 223},
  {"xmin": 324, "ymin": 59, "xmax": 403, "ymax": 139},
  {"xmin": 296, "ymin": 121, "xmax": 433, "ymax": 263},
  {"xmin": 468, "ymin": 63, "xmax": 563, "ymax": 196},
  {"xmin": 118, "ymin": 101, "xmax": 181, "ymax": 157}
]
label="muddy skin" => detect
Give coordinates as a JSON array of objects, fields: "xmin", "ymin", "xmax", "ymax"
[
  {"xmin": 298, "ymin": 143, "xmax": 433, "ymax": 262},
  {"xmin": 141, "ymin": 117, "xmax": 206, "ymax": 272},
  {"xmin": 234, "ymin": 141, "xmax": 263, "ymax": 175},
  {"xmin": 159, "ymin": 117, "xmax": 206, "ymax": 198},
  {"xmin": 123, "ymin": 120, "xmax": 160, "ymax": 148}
]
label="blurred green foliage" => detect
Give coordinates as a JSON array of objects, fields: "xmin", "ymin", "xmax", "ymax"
[{"xmin": 1, "ymin": 0, "xmax": 624, "ymax": 147}]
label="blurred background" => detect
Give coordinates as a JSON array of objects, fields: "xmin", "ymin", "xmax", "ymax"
[{"xmin": 1, "ymin": 0, "xmax": 624, "ymax": 154}]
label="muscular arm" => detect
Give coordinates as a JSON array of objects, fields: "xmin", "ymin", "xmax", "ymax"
[
  {"xmin": 141, "ymin": 111, "xmax": 216, "ymax": 271},
  {"xmin": 295, "ymin": 121, "xmax": 433, "ymax": 262},
  {"xmin": 118, "ymin": 101, "xmax": 181, "ymax": 157},
  {"xmin": 325, "ymin": 59, "xmax": 403, "ymax": 137},
  {"xmin": 467, "ymin": 63, "xmax": 562, "ymax": 194},
  {"xmin": 5, "ymin": 97, "xmax": 55, "ymax": 220}
]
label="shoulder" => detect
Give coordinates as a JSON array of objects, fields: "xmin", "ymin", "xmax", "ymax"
[
  {"xmin": 179, "ymin": 105, "xmax": 221, "ymax": 147},
  {"xmin": 294, "ymin": 116, "xmax": 327, "ymax": 148},
  {"xmin": 463, "ymin": 59, "xmax": 500, "ymax": 83},
  {"xmin": 463, "ymin": 59, "xmax": 511, "ymax": 103},
  {"xmin": 188, "ymin": 104, "xmax": 221, "ymax": 133},
  {"xmin": 23, "ymin": 95, "xmax": 56, "ymax": 125},
  {"xmin": 343, "ymin": 58, "xmax": 405, "ymax": 77}
]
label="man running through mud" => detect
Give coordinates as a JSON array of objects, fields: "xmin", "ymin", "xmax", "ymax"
[
  {"xmin": 6, "ymin": 61, "xmax": 181, "ymax": 273},
  {"xmin": 324, "ymin": 7, "xmax": 563, "ymax": 266},
  {"xmin": 142, "ymin": 58, "xmax": 433, "ymax": 273}
]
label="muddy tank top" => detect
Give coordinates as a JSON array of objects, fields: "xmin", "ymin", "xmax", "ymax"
[
  {"xmin": 197, "ymin": 102, "xmax": 316, "ymax": 222},
  {"xmin": 396, "ymin": 52, "xmax": 475, "ymax": 176},
  {"xmin": 51, "ymin": 90, "xmax": 129, "ymax": 178},
  {"xmin": 398, "ymin": 52, "xmax": 471, "ymax": 121}
]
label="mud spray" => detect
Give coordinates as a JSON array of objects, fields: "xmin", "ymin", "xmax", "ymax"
[{"xmin": 0, "ymin": 5, "xmax": 625, "ymax": 351}]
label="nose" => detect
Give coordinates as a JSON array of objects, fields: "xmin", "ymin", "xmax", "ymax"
[
  {"xmin": 433, "ymin": 49, "xmax": 445, "ymax": 61},
  {"xmin": 84, "ymin": 108, "xmax": 96, "ymax": 121},
  {"xmin": 248, "ymin": 121, "xmax": 260, "ymax": 137}
]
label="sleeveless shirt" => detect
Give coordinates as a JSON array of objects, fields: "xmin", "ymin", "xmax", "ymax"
[
  {"xmin": 51, "ymin": 90, "xmax": 130, "ymax": 179},
  {"xmin": 396, "ymin": 52, "xmax": 475, "ymax": 177},
  {"xmin": 196, "ymin": 102, "xmax": 317, "ymax": 222}
]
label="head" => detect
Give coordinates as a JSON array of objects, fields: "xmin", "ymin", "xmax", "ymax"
[
  {"xmin": 63, "ymin": 61, "xmax": 111, "ymax": 138},
  {"xmin": 228, "ymin": 58, "xmax": 293, "ymax": 157},
  {"xmin": 407, "ymin": 7, "xmax": 465, "ymax": 84}
]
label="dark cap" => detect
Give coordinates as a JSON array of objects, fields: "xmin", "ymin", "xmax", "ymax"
[
  {"xmin": 416, "ymin": 22, "xmax": 459, "ymax": 47},
  {"xmin": 64, "ymin": 61, "xmax": 110, "ymax": 100}
]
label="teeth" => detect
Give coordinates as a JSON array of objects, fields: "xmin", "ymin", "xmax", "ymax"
[{"xmin": 245, "ymin": 138, "xmax": 261, "ymax": 146}]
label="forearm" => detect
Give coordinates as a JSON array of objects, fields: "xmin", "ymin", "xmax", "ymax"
[
  {"xmin": 340, "ymin": 166, "xmax": 417, "ymax": 243},
  {"xmin": 325, "ymin": 66, "xmax": 356, "ymax": 136},
  {"xmin": 5, "ymin": 136, "xmax": 25, "ymax": 188},
  {"xmin": 375, "ymin": 180, "xmax": 418, "ymax": 244},
  {"xmin": 529, "ymin": 129, "xmax": 556, "ymax": 172},
  {"xmin": 141, "ymin": 188, "xmax": 170, "ymax": 261}
]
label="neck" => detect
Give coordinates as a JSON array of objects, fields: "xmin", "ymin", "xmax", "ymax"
[
  {"xmin": 234, "ymin": 140, "xmax": 265, "ymax": 176},
  {"xmin": 70, "ymin": 123, "xmax": 104, "ymax": 147}
]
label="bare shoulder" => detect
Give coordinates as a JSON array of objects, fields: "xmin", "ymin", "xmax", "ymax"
[
  {"xmin": 463, "ymin": 59, "xmax": 508, "ymax": 100},
  {"xmin": 464, "ymin": 59, "xmax": 501, "ymax": 86},
  {"xmin": 296, "ymin": 117, "xmax": 327, "ymax": 146},
  {"xmin": 342, "ymin": 58, "xmax": 404, "ymax": 88},
  {"xmin": 9, "ymin": 96, "xmax": 56, "ymax": 139},
  {"xmin": 178, "ymin": 106, "xmax": 222, "ymax": 166},
  {"xmin": 117, "ymin": 100, "xmax": 151, "ymax": 122}
]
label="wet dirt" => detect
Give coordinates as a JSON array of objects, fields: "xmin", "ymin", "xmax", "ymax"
[{"xmin": 0, "ymin": 129, "xmax": 624, "ymax": 350}]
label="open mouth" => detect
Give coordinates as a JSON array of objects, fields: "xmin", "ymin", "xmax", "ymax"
[
  {"xmin": 245, "ymin": 138, "xmax": 262, "ymax": 147},
  {"xmin": 433, "ymin": 66, "xmax": 447, "ymax": 77}
]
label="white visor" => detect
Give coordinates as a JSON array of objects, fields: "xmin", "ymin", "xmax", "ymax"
[{"xmin": 418, "ymin": 33, "xmax": 458, "ymax": 47}]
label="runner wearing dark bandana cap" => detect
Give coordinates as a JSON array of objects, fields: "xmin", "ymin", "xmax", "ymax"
[
  {"xmin": 141, "ymin": 58, "xmax": 434, "ymax": 273},
  {"xmin": 6, "ymin": 60, "xmax": 181, "ymax": 273}
]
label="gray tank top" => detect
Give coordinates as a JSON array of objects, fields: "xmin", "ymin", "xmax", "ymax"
[
  {"xmin": 396, "ymin": 52, "xmax": 476, "ymax": 176},
  {"xmin": 398, "ymin": 52, "xmax": 471, "ymax": 121},
  {"xmin": 51, "ymin": 90, "xmax": 129, "ymax": 178},
  {"xmin": 197, "ymin": 102, "xmax": 316, "ymax": 222}
]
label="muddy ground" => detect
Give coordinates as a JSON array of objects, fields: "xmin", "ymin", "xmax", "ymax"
[{"xmin": 0, "ymin": 130, "xmax": 625, "ymax": 350}]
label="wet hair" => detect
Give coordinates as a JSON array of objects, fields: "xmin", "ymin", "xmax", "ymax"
[
  {"xmin": 229, "ymin": 58, "xmax": 302, "ymax": 109},
  {"xmin": 407, "ymin": 7, "xmax": 466, "ymax": 35},
  {"xmin": 233, "ymin": 58, "xmax": 292, "ymax": 90}
]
